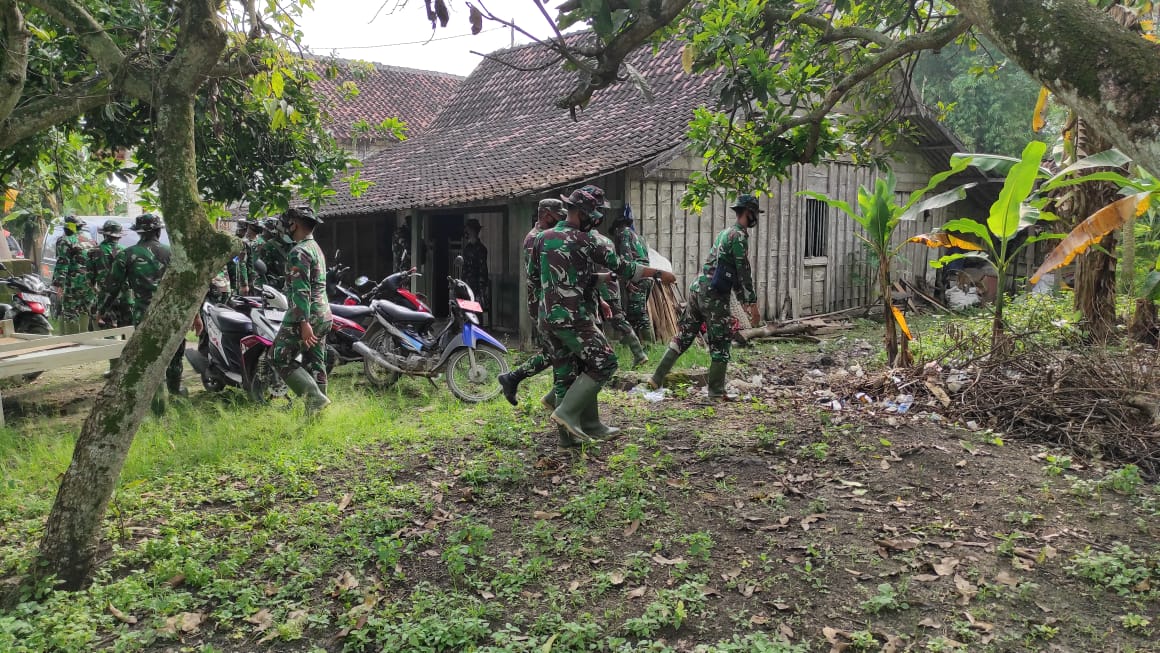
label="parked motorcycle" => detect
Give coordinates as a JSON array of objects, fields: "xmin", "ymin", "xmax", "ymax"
[
  {"xmin": 0, "ymin": 262, "xmax": 55, "ymax": 382},
  {"xmin": 185, "ymin": 284, "xmax": 289, "ymax": 403},
  {"xmin": 353, "ymin": 256, "xmax": 509, "ymax": 402}
]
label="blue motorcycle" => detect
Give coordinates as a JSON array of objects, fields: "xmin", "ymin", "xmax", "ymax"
[{"xmin": 353, "ymin": 256, "xmax": 509, "ymax": 402}]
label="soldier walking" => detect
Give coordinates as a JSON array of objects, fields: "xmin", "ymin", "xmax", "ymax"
[
  {"xmin": 496, "ymin": 199, "xmax": 567, "ymax": 406},
  {"xmin": 96, "ymin": 214, "xmax": 187, "ymax": 409},
  {"xmin": 245, "ymin": 219, "xmax": 266, "ymax": 289},
  {"xmin": 52, "ymin": 216, "xmax": 93, "ymax": 334},
  {"xmin": 592, "ymin": 230, "xmax": 649, "ymax": 368},
  {"xmin": 257, "ymin": 217, "xmax": 291, "ymax": 289},
  {"xmin": 611, "ymin": 205, "xmax": 654, "ymax": 340},
  {"xmin": 272, "ymin": 206, "xmax": 332, "ymax": 415},
  {"xmin": 227, "ymin": 219, "xmax": 251, "ymax": 296},
  {"xmin": 650, "ymin": 194, "xmax": 763, "ymax": 400},
  {"xmin": 88, "ymin": 221, "xmax": 132, "ymax": 328},
  {"xmin": 462, "ymin": 218, "xmax": 490, "ymax": 314},
  {"xmin": 531, "ymin": 186, "xmax": 675, "ymax": 447}
]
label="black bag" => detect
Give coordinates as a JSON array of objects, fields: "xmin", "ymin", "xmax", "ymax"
[{"xmin": 709, "ymin": 256, "xmax": 736, "ymax": 295}]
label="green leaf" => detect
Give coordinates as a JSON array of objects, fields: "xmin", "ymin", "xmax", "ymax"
[
  {"xmin": 270, "ymin": 71, "xmax": 285, "ymax": 98},
  {"xmin": 930, "ymin": 252, "xmax": 989, "ymax": 269},
  {"xmin": 1041, "ymin": 149, "xmax": 1132, "ymax": 189},
  {"xmin": 1041, "ymin": 170, "xmax": 1149, "ymax": 193},
  {"xmin": 798, "ymin": 190, "xmax": 857, "ymax": 222},
  {"xmin": 941, "ymin": 218, "xmax": 993, "ymax": 244},
  {"xmin": 988, "ymin": 141, "xmax": 1047, "ymax": 240},
  {"xmin": 902, "ymin": 156, "xmax": 973, "ymax": 212},
  {"xmin": 1142, "ymin": 270, "xmax": 1160, "ymax": 301},
  {"xmin": 898, "ymin": 184, "xmax": 975, "ymax": 223}
]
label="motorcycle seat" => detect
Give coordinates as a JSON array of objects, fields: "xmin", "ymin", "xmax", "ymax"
[
  {"xmin": 373, "ymin": 299, "xmax": 434, "ymax": 325},
  {"xmin": 330, "ymin": 303, "xmax": 374, "ymax": 320},
  {"xmin": 211, "ymin": 307, "xmax": 253, "ymax": 334}
]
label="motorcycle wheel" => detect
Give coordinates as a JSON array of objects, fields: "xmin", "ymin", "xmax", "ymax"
[
  {"xmin": 362, "ymin": 328, "xmax": 400, "ymax": 388},
  {"xmin": 246, "ymin": 351, "xmax": 289, "ymax": 403},
  {"xmin": 15, "ymin": 319, "xmax": 50, "ymax": 382},
  {"xmin": 445, "ymin": 345, "xmax": 508, "ymax": 403},
  {"xmin": 325, "ymin": 344, "xmax": 339, "ymax": 375}
]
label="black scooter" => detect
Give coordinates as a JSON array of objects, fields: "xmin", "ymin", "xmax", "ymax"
[{"xmin": 185, "ymin": 285, "xmax": 288, "ymax": 403}]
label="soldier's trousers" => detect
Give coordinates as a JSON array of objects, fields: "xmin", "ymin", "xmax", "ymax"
[
  {"xmin": 273, "ymin": 318, "xmax": 333, "ymax": 385},
  {"xmin": 670, "ymin": 290, "xmax": 733, "ymax": 363},
  {"xmin": 625, "ymin": 278, "xmax": 653, "ymax": 337},
  {"xmin": 545, "ymin": 318, "xmax": 618, "ymax": 402},
  {"xmin": 513, "ymin": 323, "xmax": 553, "ymax": 378}
]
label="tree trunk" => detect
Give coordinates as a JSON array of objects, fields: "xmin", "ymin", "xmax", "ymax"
[
  {"xmin": 1074, "ymin": 233, "xmax": 1118, "ymax": 342},
  {"xmin": 34, "ymin": 0, "xmax": 234, "ymax": 590},
  {"xmin": 1120, "ymin": 213, "xmax": 1136, "ymax": 295},
  {"xmin": 952, "ymin": 0, "xmax": 1160, "ymax": 176},
  {"xmin": 1129, "ymin": 298, "xmax": 1157, "ymax": 344}
]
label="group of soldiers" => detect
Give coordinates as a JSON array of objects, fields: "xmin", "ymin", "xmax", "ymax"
[
  {"xmin": 498, "ymin": 186, "xmax": 763, "ymax": 447},
  {"xmin": 52, "ymin": 208, "xmax": 334, "ymax": 415}
]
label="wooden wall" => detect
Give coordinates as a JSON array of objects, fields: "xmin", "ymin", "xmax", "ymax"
[{"xmin": 626, "ymin": 151, "xmax": 972, "ymax": 321}]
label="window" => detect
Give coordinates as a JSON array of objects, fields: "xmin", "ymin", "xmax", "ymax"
[{"xmin": 804, "ymin": 198, "xmax": 828, "ymax": 258}]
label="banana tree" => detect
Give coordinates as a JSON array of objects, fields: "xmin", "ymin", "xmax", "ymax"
[
  {"xmin": 913, "ymin": 141, "xmax": 1070, "ymax": 349},
  {"xmin": 801, "ymin": 158, "xmax": 975, "ymax": 366}
]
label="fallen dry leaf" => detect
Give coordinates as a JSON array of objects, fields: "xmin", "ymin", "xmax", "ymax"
[
  {"xmin": 721, "ymin": 567, "xmax": 742, "ymax": 582},
  {"xmin": 701, "ymin": 586, "xmax": 722, "ymax": 597},
  {"xmin": 995, "ymin": 570, "xmax": 1020, "ymax": 586},
  {"xmin": 919, "ymin": 617, "xmax": 942, "ymax": 629},
  {"xmin": 800, "ymin": 513, "xmax": 826, "ymax": 531},
  {"xmin": 882, "ymin": 634, "xmax": 905, "ymax": 653},
  {"xmin": 533, "ymin": 510, "xmax": 561, "ymax": 520},
  {"xmin": 876, "ymin": 537, "xmax": 921, "ymax": 552},
  {"xmin": 609, "ymin": 571, "xmax": 625, "ymax": 586},
  {"xmin": 568, "ymin": 580, "xmax": 581, "ymax": 592},
  {"xmin": 740, "ymin": 584, "xmax": 756, "ymax": 597},
  {"xmin": 913, "ymin": 574, "xmax": 941, "ymax": 582},
  {"xmin": 244, "ymin": 608, "xmax": 274, "ymax": 632},
  {"xmin": 163, "ymin": 611, "xmax": 204, "ymax": 636},
  {"xmin": 779, "ymin": 623, "xmax": 795, "ymax": 639},
  {"xmin": 479, "ymin": 589, "xmax": 495, "ymax": 600},
  {"xmin": 651, "ymin": 553, "xmax": 686, "ymax": 566},
  {"xmin": 626, "ymin": 586, "xmax": 647, "ymax": 598},
  {"xmin": 108, "ymin": 603, "xmax": 137, "ymax": 625},
  {"xmin": 624, "ymin": 520, "xmax": 640, "ymax": 536},
  {"xmin": 932, "ymin": 557, "xmax": 960, "ymax": 576},
  {"xmin": 337, "ymin": 492, "xmax": 353, "ymax": 512},
  {"xmin": 749, "ymin": 614, "xmax": 769, "ymax": 625},
  {"xmin": 954, "ymin": 574, "xmax": 977, "ymax": 605},
  {"xmin": 334, "ymin": 570, "xmax": 359, "ymax": 594}
]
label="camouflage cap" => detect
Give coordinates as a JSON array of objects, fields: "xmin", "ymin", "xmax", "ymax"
[
  {"xmin": 261, "ymin": 217, "xmax": 281, "ymax": 233},
  {"xmin": 560, "ymin": 188, "xmax": 604, "ymax": 221},
  {"xmin": 538, "ymin": 198, "xmax": 567, "ymax": 217},
  {"xmin": 130, "ymin": 213, "xmax": 163, "ymax": 232},
  {"xmin": 99, "ymin": 220, "xmax": 124, "ymax": 236},
  {"xmin": 730, "ymin": 193, "xmax": 764, "ymax": 213},
  {"xmin": 63, "ymin": 215, "xmax": 86, "ymax": 228},
  {"xmin": 284, "ymin": 205, "xmax": 322, "ymax": 226},
  {"xmin": 578, "ymin": 184, "xmax": 611, "ymax": 208}
]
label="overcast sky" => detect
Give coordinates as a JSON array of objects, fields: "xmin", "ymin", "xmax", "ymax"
[{"xmin": 296, "ymin": 1, "xmax": 569, "ymax": 77}]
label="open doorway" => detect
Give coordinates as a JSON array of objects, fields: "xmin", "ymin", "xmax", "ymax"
[{"xmin": 427, "ymin": 213, "xmax": 464, "ymax": 318}]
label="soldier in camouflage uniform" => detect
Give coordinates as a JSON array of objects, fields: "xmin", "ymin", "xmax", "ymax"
[
  {"xmin": 244, "ymin": 219, "xmax": 265, "ymax": 289},
  {"xmin": 226, "ymin": 220, "xmax": 251, "ymax": 296},
  {"xmin": 96, "ymin": 213, "xmax": 187, "ymax": 403},
  {"xmin": 611, "ymin": 204, "xmax": 654, "ymax": 340},
  {"xmin": 531, "ymin": 186, "xmax": 675, "ymax": 447},
  {"xmin": 496, "ymin": 199, "xmax": 567, "ymax": 406},
  {"xmin": 87, "ymin": 220, "xmax": 133, "ymax": 327},
  {"xmin": 52, "ymin": 216, "xmax": 94, "ymax": 334},
  {"xmin": 592, "ymin": 228, "xmax": 649, "ymax": 368},
  {"xmin": 272, "ymin": 206, "xmax": 332, "ymax": 415},
  {"xmin": 650, "ymin": 194, "xmax": 763, "ymax": 400},
  {"xmin": 257, "ymin": 217, "xmax": 291, "ymax": 290},
  {"xmin": 461, "ymin": 218, "xmax": 490, "ymax": 313},
  {"xmin": 393, "ymin": 217, "xmax": 411, "ymax": 273}
]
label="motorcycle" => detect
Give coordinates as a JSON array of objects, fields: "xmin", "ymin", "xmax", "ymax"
[
  {"xmin": 0, "ymin": 262, "xmax": 55, "ymax": 382},
  {"xmin": 185, "ymin": 284, "xmax": 289, "ymax": 403},
  {"xmin": 324, "ymin": 252, "xmax": 428, "ymax": 371},
  {"xmin": 353, "ymin": 256, "xmax": 509, "ymax": 403},
  {"xmin": 0, "ymin": 262, "xmax": 54, "ymax": 336}
]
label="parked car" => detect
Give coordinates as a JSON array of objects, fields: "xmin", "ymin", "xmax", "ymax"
[{"xmin": 39, "ymin": 216, "xmax": 170, "ymax": 282}]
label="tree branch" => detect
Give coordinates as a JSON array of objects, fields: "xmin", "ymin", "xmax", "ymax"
[
  {"xmin": 757, "ymin": 14, "xmax": 971, "ymax": 160},
  {"xmin": 163, "ymin": 0, "xmax": 228, "ymax": 96},
  {"xmin": 0, "ymin": 0, "xmax": 30, "ymax": 124},
  {"xmin": 0, "ymin": 75, "xmax": 113, "ymax": 150},
  {"xmin": 762, "ymin": 7, "xmax": 894, "ymax": 48}
]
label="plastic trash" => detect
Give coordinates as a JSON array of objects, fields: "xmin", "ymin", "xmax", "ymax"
[{"xmin": 629, "ymin": 384, "xmax": 670, "ymax": 403}]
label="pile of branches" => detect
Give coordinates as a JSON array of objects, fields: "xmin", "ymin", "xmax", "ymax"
[{"xmin": 869, "ymin": 340, "xmax": 1160, "ymax": 477}]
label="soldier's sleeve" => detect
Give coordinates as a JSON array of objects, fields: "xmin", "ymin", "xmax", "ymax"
[
  {"xmin": 732, "ymin": 231, "xmax": 758, "ymax": 304},
  {"xmin": 526, "ymin": 237, "xmax": 542, "ymax": 294},
  {"xmin": 100, "ymin": 249, "xmax": 129, "ymax": 314},
  {"xmin": 283, "ymin": 247, "xmax": 310, "ymax": 324},
  {"xmin": 594, "ymin": 236, "xmax": 639, "ymax": 281},
  {"xmin": 52, "ymin": 240, "xmax": 69, "ymax": 286},
  {"xmin": 85, "ymin": 249, "xmax": 99, "ymax": 288}
]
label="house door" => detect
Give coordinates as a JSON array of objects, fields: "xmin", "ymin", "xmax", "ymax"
[
  {"xmin": 800, "ymin": 197, "xmax": 829, "ymax": 315},
  {"xmin": 428, "ymin": 214, "xmax": 465, "ymax": 318}
]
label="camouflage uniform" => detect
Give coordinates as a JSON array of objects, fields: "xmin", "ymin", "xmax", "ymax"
[
  {"xmin": 532, "ymin": 221, "xmax": 641, "ymax": 403},
  {"xmin": 592, "ymin": 231, "xmax": 647, "ymax": 365},
  {"xmin": 512, "ymin": 222, "xmax": 553, "ymax": 377},
  {"xmin": 52, "ymin": 224, "xmax": 94, "ymax": 327},
  {"xmin": 272, "ymin": 234, "xmax": 332, "ymax": 387},
  {"xmin": 393, "ymin": 221, "xmax": 411, "ymax": 273},
  {"xmin": 669, "ymin": 222, "xmax": 758, "ymax": 363},
  {"xmin": 207, "ymin": 269, "xmax": 231, "ymax": 305},
  {"xmin": 257, "ymin": 226, "xmax": 291, "ymax": 291},
  {"xmin": 612, "ymin": 217, "xmax": 653, "ymax": 338},
  {"xmin": 98, "ymin": 215, "xmax": 185, "ymax": 394},
  {"xmin": 247, "ymin": 233, "xmax": 266, "ymax": 288},
  {"xmin": 227, "ymin": 225, "xmax": 250, "ymax": 296},
  {"xmin": 462, "ymin": 221, "xmax": 490, "ymax": 310},
  {"xmin": 87, "ymin": 236, "xmax": 133, "ymax": 327}
]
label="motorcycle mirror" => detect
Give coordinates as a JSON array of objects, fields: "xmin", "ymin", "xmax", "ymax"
[
  {"xmin": 354, "ymin": 275, "xmax": 370, "ymax": 286},
  {"xmin": 254, "ymin": 259, "xmax": 268, "ymax": 275},
  {"xmin": 454, "ymin": 255, "xmax": 464, "ymax": 276}
]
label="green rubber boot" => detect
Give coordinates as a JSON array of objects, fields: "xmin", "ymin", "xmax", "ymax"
[
  {"xmin": 579, "ymin": 394, "xmax": 620, "ymax": 440},
  {"xmin": 648, "ymin": 347, "xmax": 680, "ymax": 389},
  {"xmin": 285, "ymin": 368, "xmax": 331, "ymax": 415},
  {"xmin": 707, "ymin": 360, "xmax": 733, "ymax": 401},
  {"xmin": 541, "ymin": 388, "xmax": 558, "ymax": 412},
  {"xmin": 626, "ymin": 332, "xmax": 648, "ymax": 369},
  {"xmin": 551, "ymin": 374, "xmax": 600, "ymax": 446}
]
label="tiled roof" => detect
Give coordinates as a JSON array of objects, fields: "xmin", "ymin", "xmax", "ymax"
[
  {"xmin": 311, "ymin": 59, "xmax": 463, "ymax": 142},
  {"xmin": 320, "ymin": 34, "xmax": 721, "ymax": 215}
]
